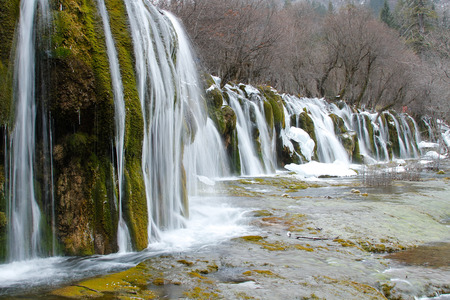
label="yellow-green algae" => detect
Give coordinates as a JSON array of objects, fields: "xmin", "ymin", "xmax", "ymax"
[
  {"xmin": 317, "ymin": 276, "xmax": 387, "ymax": 299},
  {"xmin": 183, "ymin": 286, "xmax": 220, "ymax": 299},
  {"xmin": 243, "ymin": 269, "xmax": 281, "ymax": 278},
  {"xmin": 236, "ymin": 235, "xmax": 314, "ymax": 252},
  {"xmin": 50, "ymin": 262, "xmax": 156, "ymax": 298}
]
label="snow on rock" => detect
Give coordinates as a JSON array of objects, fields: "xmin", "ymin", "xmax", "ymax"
[
  {"xmin": 418, "ymin": 141, "xmax": 439, "ymax": 149},
  {"xmin": 443, "ymin": 130, "xmax": 450, "ymax": 148},
  {"xmin": 423, "ymin": 151, "xmax": 447, "ymax": 160},
  {"xmin": 286, "ymin": 127, "xmax": 315, "ymax": 161},
  {"xmin": 244, "ymin": 84, "xmax": 260, "ymax": 96},
  {"xmin": 285, "ymin": 161, "xmax": 357, "ymax": 178}
]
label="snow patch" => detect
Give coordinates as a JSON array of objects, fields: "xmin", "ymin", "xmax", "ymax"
[
  {"xmin": 286, "ymin": 127, "xmax": 315, "ymax": 161},
  {"xmin": 285, "ymin": 161, "xmax": 357, "ymax": 178}
]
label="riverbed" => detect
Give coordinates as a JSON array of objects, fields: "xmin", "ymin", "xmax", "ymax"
[{"xmin": 1, "ymin": 162, "xmax": 449, "ymax": 299}]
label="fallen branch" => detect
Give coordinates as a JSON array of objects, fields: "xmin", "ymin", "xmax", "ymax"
[{"xmin": 294, "ymin": 236, "xmax": 335, "ymax": 241}]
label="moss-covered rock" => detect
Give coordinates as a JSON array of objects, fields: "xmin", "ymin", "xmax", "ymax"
[
  {"xmin": 46, "ymin": 0, "xmax": 148, "ymax": 255},
  {"xmin": 259, "ymin": 86, "xmax": 285, "ymax": 131},
  {"xmin": 384, "ymin": 112, "xmax": 400, "ymax": 158},
  {"xmin": 206, "ymin": 86, "xmax": 223, "ymax": 110},
  {"xmin": 329, "ymin": 113, "xmax": 347, "ymax": 135},
  {"xmin": 339, "ymin": 131, "xmax": 361, "ymax": 163},
  {"xmin": 0, "ymin": 0, "xmax": 20, "ymax": 124},
  {"xmin": 123, "ymin": 158, "xmax": 148, "ymax": 251},
  {"xmin": 298, "ymin": 110, "xmax": 318, "ymax": 160},
  {"xmin": 263, "ymin": 100, "xmax": 274, "ymax": 132},
  {"xmin": 363, "ymin": 114, "xmax": 375, "ymax": 154}
]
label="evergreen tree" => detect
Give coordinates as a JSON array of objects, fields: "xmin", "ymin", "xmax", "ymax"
[
  {"xmin": 380, "ymin": 0, "xmax": 395, "ymax": 27},
  {"xmin": 394, "ymin": 0, "xmax": 437, "ymax": 53},
  {"xmin": 328, "ymin": 0, "xmax": 334, "ymax": 14}
]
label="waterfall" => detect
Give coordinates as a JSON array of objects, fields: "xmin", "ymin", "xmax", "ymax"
[
  {"xmin": 166, "ymin": 12, "xmax": 230, "ymax": 195},
  {"xmin": 7, "ymin": 0, "xmax": 50, "ymax": 261},
  {"xmin": 124, "ymin": 0, "xmax": 182, "ymax": 242},
  {"xmin": 226, "ymin": 85, "xmax": 276, "ymax": 175},
  {"xmin": 283, "ymin": 96, "xmax": 349, "ymax": 164},
  {"xmin": 124, "ymin": 1, "xmax": 223, "ymax": 242},
  {"xmin": 97, "ymin": 0, "xmax": 131, "ymax": 253}
]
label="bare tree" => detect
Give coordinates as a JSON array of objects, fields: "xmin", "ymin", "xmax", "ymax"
[{"xmin": 164, "ymin": 0, "xmax": 281, "ymax": 85}]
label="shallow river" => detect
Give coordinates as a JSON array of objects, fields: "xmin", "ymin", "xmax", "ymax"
[{"xmin": 0, "ymin": 165, "xmax": 449, "ymax": 299}]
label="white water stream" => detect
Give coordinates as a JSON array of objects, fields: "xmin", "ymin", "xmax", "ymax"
[
  {"xmin": 7, "ymin": 0, "xmax": 49, "ymax": 262},
  {"xmin": 97, "ymin": 0, "xmax": 132, "ymax": 254},
  {"xmin": 124, "ymin": 0, "xmax": 185, "ymax": 242}
]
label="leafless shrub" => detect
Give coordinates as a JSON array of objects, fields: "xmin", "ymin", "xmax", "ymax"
[{"xmin": 361, "ymin": 161, "xmax": 422, "ymax": 186}]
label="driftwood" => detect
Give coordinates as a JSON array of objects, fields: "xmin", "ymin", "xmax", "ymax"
[{"xmin": 294, "ymin": 236, "xmax": 335, "ymax": 241}]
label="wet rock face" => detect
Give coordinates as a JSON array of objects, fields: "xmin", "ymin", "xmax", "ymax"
[
  {"xmin": 57, "ymin": 161, "xmax": 95, "ymax": 256},
  {"xmin": 50, "ymin": 57, "xmax": 97, "ymax": 127}
]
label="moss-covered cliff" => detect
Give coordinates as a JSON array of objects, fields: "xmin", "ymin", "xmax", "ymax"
[
  {"xmin": 49, "ymin": 0, "xmax": 147, "ymax": 254},
  {"xmin": 0, "ymin": 0, "xmax": 21, "ymax": 261},
  {"xmin": 0, "ymin": 0, "xmax": 149, "ymax": 258}
]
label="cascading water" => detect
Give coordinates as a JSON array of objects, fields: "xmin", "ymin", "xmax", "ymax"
[
  {"xmin": 399, "ymin": 114, "xmax": 420, "ymax": 157},
  {"xmin": 7, "ymin": 0, "xmax": 50, "ymax": 262},
  {"xmin": 225, "ymin": 85, "xmax": 276, "ymax": 175},
  {"xmin": 283, "ymin": 96, "xmax": 349, "ymax": 164},
  {"xmin": 166, "ymin": 12, "xmax": 230, "ymax": 196},
  {"xmin": 124, "ymin": 0, "xmax": 184, "ymax": 242},
  {"xmin": 97, "ymin": 0, "xmax": 132, "ymax": 253}
]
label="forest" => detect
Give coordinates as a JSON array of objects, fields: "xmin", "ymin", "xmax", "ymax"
[{"xmin": 158, "ymin": 0, "xmax": 449, "ymax": 123}]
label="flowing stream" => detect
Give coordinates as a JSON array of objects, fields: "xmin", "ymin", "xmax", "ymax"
[{"xmin": 1, "ymin": 1, "xmax": 446, "ymax": 298}]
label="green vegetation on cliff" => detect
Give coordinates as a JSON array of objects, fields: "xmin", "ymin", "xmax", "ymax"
[
  {"xmin": 49, "ymin": 0, "xmax": 147, "ymax": 254},
  {"xmin": 0, "ymin": 0, "xmax": 20, "ymax": 124},
  {"xmin": 259, "ymin": 86, "xmax": 285, "ymax": 131}
]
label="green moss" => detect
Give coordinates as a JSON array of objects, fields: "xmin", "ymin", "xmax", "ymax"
[
  {"xmin": 0, "ymin": 0, "xmax": 20, "ymax": 124},
  {"xmin": 263, "ymin": 100, "xmax": 274, "ymax": 131},
  {"xmin": 298, "ymin": 110, "xmax": 318, "ymax": 160},
  {"xmin": 177, "ymin": 259, "xmax": 194, "ymax": 266},
  {"xmin": 286, "ymin": 182, "xmax": 309, "ymax": 192},
  {"xmin": 385, "ymin": 113, "xmax": 400, "ymax": 158},
  {"xmin": 229, "ymin": 129, "xmax": 241, "ymax": 174},
  {"xmin": 252, "ymin": 210, "xmax": 273, "ymax": 217},
  {"xmin": 184, "ymin": 286, "xmax": 220, "ymax": 299},
  {"xmin": 49, "ymin": 261, "xmax": 156, "ymax": 299},
  {"xmin": 243, "ymin": 270, "xmax": 279, "ymax": 277},
  {"xmin": 105, "ymin": 0, "xmax": 143, "ymax": 160},
  {"xmin": 352, "ymin": 138, "xmax": 363, "ymax": 163},
  {"xmin": 123, "ymin": 157, "xmax": 148, "ymax": 251},
  {"xmin": 195, "ymin": 263, "xmax": 219, "ymax": 275},
  {"xmin": 49, "ymin": 0, "xmax": 148, "ymax": 255},
  {"xmin": 329, "ymin": 113, "xmax": 347, "ymax": 135},
  {"xmin": 259, "ymin": 86, "xmax": 285, "ymax": 130},
  {"xmin": 237, "ymin": 235, "xmax": 265, "ymax": 242},
  {"xmin": 334, "ymin": 238, "xmax": 356, "ymax": 248},
  {"xmin": 188, "ymin": 272, "xmax": 208, "ymax": 280},
  {"xmin": 206, "ymin": 87, "xmax": 223, "ymax": 109},
  {"xmin": 109, "ymin": 0, "xmax": 149, "ymax": 248},
  {"xmin": 91, "ymin": 158, "xmax": 117, "ymax": 254},
  {"xmin": 293, "ymin": 244, "xmax": 314, "ymax": 252},
  {"xmin": 363, "ymin": 114, "xmax": 375, "ymax": 153}
]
